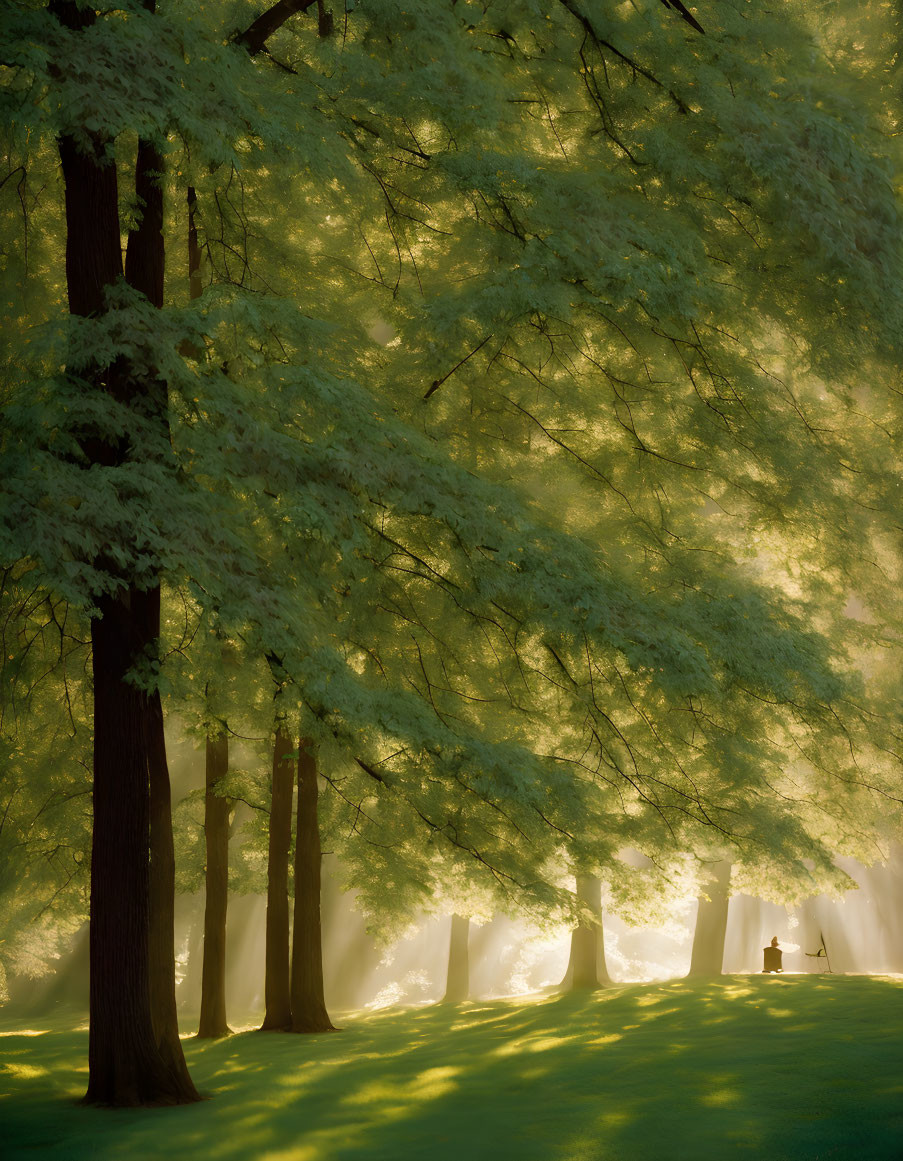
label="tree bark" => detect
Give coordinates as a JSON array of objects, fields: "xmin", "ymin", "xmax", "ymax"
[
  {"xmin": 260, "ymin": 728, "xmax": 294, "ymax": 1030},
  {"xmin": 442, "ymin": 914, "xmax": 470, "ymax": 1003},
  {"xmin": 85, "ymin": 594, "xmax": 181, "ymax": 1105},
  {"xmin": 687, "ymin": 860, "xmax": 732, "ymax": 978},
  {"xmin": 144, "ymin": 597, "xmax": 199, "ymax": 1099},
  {"xmin": 124, "ymin": 139, "xmax": 164, "ymax": 306},
  {"xmin": 187, "ymin": 185, "xmax": 204, "ymax": 303},
  {"xmin": 561, "ymin": 874, "xmax": 612, "ymax": 991},
  {"xmin": 198, "ymin": 733, "xmax": 232, "ymax": 1038},
  {"xmin": 290, "ymin": 740, "xmax": 336, "ymax": 1032}
]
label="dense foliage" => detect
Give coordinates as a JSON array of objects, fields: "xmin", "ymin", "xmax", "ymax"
[{"xmin": 1, "ymin": 0, "xmax": 902, "ymax": 1103}]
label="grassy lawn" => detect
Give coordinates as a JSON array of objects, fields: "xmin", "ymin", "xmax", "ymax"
[{"xmin": 2, "ymin": 975, "xmax": 902, "ymax": 1160}]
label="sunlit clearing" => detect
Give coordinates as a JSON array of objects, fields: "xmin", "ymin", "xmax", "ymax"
[
  {"xmin": 344, "ymin": 1065, "xmax": 460, "ymax": 1108},
  {"xmin": 3, "ymin": 979, "xmax": 903, "ymax": 1158},
  {"xmin": 1, "ymin": 1062, "xmax": 48, "ymax": 1079},
  {"xmin": 701, "ymin": 1088, "xmax": 741, "ymax": 1107}
]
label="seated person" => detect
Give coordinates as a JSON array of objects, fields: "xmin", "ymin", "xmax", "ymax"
[{"xmin": 762, "ymin": 936, "xmax": 783, "ymax": 973}]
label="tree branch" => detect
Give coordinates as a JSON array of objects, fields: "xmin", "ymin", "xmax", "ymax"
[
  {"xmin": 659, "ymin": 0, "xmax": 705, "ymax": 36},
  {"xmin": 238, "ymin": 0, "xmax": 317, "ymax": 55}
]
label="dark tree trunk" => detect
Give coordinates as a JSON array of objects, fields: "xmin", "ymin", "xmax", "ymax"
[
  {"xmin": 147, "ymin": 694, "xmax": 197, "ymax": 1092},
  {"xmin": 290, "ymin": 740, "xmax": 336, "ymax": 1032},
  {"xmin": 198, "ymin": 733, "xmax": 232, "ymax": 1038},
  {"xmin": 123, "ymin": 109, "xmax": 197, "ymax": 1097},
  {"xmin": 175, "ymin": 184, "xmax": 204, "ymax": 358},
  {"xmin": 124, "ymin": 139, "xmax": 164, "ymax": 306},
  {"xmin": 57, "ymin": 130, "xmax": 121, "ymax": 316},
  {"xmin": 442, "ymin": 914, "xmax": 470, "ymax": 1003},
  {"xmin": 86, "ymin": 593, "xmax": 184, "ymax": 1105},
  {"xmin": 145, "ymin": 601, "xmax": 199, "ymax": 1099},
  {"xmin": 688, "ymin": 860, "xmax": 732, "ymax": 978},
  {"xmin": 561, "ymin": 875, "xmax": 612, "ymax": 991},
  {"xmin": 187, "ymin": 185, "xmax": 204, "ymax": 303},
  {"xmin": 50, "ymin": 0, "xmax": 195, "ymax": 1105},
  {"xmin": 260, "ymin": 728, "xmax": 294, "ymax": 1030}
]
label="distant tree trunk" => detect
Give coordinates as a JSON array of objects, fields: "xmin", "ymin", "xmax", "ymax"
[
  {"xmin": 261, "ymin": 728, "xmax": 294, "ymax": 1030},
  {"xmin": 178, "ymin": 184, "xmax": 204, "ymax": 359},
  {"xmin": 687, "ymin": 861, "xmax": 732, "ymax": 978},
  {"xmin": 561, "ymin": 875, "xmax": 612, "ymax": 991},
  {"xmin": 198, "ymin": 733, "xmax": 231, "ymax": 1038},
  {"xmin": 179, "ymin": 905, "xmax": 206, "ymax": 1016},
  {"xmin": 290, "ymin": 740, "xmax": 336, "ymax": 1032},
  {"xmin": 442, "ymin": 914, "xmax": 470, "ymax": 1003},
  {"xmin": 187, "ymin": 185, "xmax": 204, "ymax": 302}
]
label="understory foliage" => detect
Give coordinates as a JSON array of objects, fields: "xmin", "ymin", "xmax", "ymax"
[
  {"xmin": 0, "ymin": 571, "xmax": 91, "ymax": 995},
  {"xmin": 1, "ymin": 0, "xmax": 902, "ymax": 986}
]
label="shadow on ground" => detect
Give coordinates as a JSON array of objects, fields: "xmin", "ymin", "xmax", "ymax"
[{"xmin": 2, "ymin": 975, "xmax": 902, "ymax": 1160}]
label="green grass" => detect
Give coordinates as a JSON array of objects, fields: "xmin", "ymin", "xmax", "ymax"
[{"xmin": 2, "ymin": 976, "xmax": 902, "ymax": 1160}]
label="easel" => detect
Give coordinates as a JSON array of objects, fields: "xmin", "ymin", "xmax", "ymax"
[{"xmin": 805, "ymin": 932, "xmax": 833, "ymax": 973}]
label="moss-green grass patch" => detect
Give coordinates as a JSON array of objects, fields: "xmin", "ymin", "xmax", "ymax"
[{"xmin": 2, "ymin": 975, "xmax": 902, "ymax": 1160}]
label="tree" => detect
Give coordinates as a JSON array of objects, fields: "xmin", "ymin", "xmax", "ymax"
[
  {"xmin": 0, "ymin": 0, "xmax": 311, "ymax": 1103},
  {"xmin": 197, "ymin": 731, "xmax": 231, "ymax": 1038},
  {"xmin": 686, "ymin": 860, "xmax": 732, "ymax": 979},
  {"xmin": 261, "ymin": 726, "xmax": 294, "ymax": 1032},
  {"xmin": 442, "ymin": 915, "xmax": 471, "ymax": 1004},
  {"xmin": 289, "ymin": 740, "xmax": 335, "ymax": 1032},
  {"xmin": 560, "ymin": 875, "xmax": 613, "ymax": 991}
]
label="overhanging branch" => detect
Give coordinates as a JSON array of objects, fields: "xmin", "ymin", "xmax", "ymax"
[
  {"xmin": 238, "ymin": 0, "xmax": 317, "ymax": 55},
  {"xmin": 660, "ymin": 0, "xmax": 705, "ymax": 35}
]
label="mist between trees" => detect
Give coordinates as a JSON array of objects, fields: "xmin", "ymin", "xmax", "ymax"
[{"xmin": 1, "ymin": 0, "xmax": 903, "ymax": 1108}]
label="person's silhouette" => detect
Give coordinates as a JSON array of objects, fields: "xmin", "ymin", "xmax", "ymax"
[{"xmin": 762, "ymin": 936, "xmax": 783, "ymax": 973}]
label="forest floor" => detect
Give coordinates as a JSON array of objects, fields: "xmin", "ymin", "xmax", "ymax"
[{"xmin": 1, "ymin": 974, "xmax": 902, "ymax": 1160}]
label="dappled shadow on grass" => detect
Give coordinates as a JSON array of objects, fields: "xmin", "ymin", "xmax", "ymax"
[{"xmin": 2, "ymin": 977, "xmax": 903, "ymax": 1160}]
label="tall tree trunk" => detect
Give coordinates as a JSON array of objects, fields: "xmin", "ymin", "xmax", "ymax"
[
  {"xmin": 127, "ymin": 148, "xmax": 170, "ymax": 1061},
  {"xmin": 182, "ymin": 170, "xmax": 232, "ymax": 1041},
  {"xmin": 261, "ymin": 728, "xmax": 294, "ymax": 1030},
  {"xmin": 145, "ymin": 602, "xmax": 199, "ymax": 1099},
  {"xmin": 187, "ymin": 185, "xmax": 204, "ymax": 303},
  {"xmin": 561, "ymin": 874, "xmax": 612, "ymax": 991},
  {"xmin": 442, "ymin": 914, "xmax": 470, "ymax": 1003},
  {"xmin": 687, "ymin": 860, "xmax": 732, "ymax": 978},
  {"xmin": 86, "ymin": 595, "xmax": 180, "ymax": 1105},
  {"xmin": 50, "ymin": 0, "xmax": 195, "ymax": 1105},
  {"xmin": 198, "ymin": 733, "xmax": 231, "ymax": 1038},
  {"xmin": 178, "ymin": 184, "xmax": 204, "ymax": 358},
  {"xmin": 290, "ymin": 740, "xmax": 336, "ymax": 1032},
  {"xmin": 124, "ymin": 112, "xmax": 197, "ymax": 1096},
  {"xmin": 124, "ymin": 138, "xmax": 164, "ymax": 306}
]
